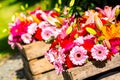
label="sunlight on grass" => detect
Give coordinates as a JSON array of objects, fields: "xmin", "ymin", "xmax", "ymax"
[
  {"xmin": 0, "ymin": 1, "xmax": 21, "ymax": 62},
  {"xmin": 0, "ymin": 0, "xmax": 56, "ymax": 62},
  {"xmin": 0, "ymin": 53, "xmax": 10, "ymax": 62}
]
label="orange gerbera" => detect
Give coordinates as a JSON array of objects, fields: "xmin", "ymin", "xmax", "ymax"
[{"xmin": 101, "ymin": 23, "xmax": 120, "ymax": 40}]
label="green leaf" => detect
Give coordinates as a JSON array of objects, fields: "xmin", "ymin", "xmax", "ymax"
[
  {"xmin": 69, "ymin": 0, "xmax": 75, "ymax": 7},
  {"xmin": 86, "ymin": 27, "xmax": 96, "ymax": 35},
  {"xmin": 45, "ymin": 36, "xmax": 55, "ymax": 43},
  {"xmin": 98, "ymin": 36, "xmax": 104, "ymax": 40},
  {"xmin": 55, "ymin": 22, "xmax": 62, "ymax": 28},
  {"xmin": 96, "ymin": 42, "xmax": 100, "ymax": 44},
  {"xmin": 66, "ymin": 26, "xmax": 73, "ymax": 34},
  {"xmin": 68, "ymin": 8, "xmax": 73, "ymax": 17}
]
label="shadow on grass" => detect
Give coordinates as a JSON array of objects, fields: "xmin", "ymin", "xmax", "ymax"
[
  {"xmin": 16, "ymin": 68, "xmax": 26, "ymax": 80},
  {"xmin": 0, "ymin": 36, "xmax": 17, "ymax": 56}
]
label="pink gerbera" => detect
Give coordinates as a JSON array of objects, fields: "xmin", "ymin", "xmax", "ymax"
[
  {"xmin": 38, "ymin": 21, "xmax": 49, "ymax": 29},
  {"xmin": 45, "ymin": 47, "xmax": 65, "ymax": 74},
  {"xmin": 45, "ymin": 47, "xmax": 65, "ymax": 64},
  {"xmin": 53, "ymin": 60, "xmax": 64, "ymax": 74},
  {"xmin": 21, "ymin": 33, "xmax": 32, "ymax": 44},
  {"xmin": 69, "ymin": 46, "xmax": 88, "ymax": 65},
  {"xmin": 41, "ymin": 27, "xmax": 54, "ymax": 41},
  {"xmin": 27, "ymin": 23, "xmax": 38, "ymax": 35},
  {"xmin": 74, "ymin": 36, "xmax": 84, "ymax": 45},
  {"xmin": 8, "ymin": 34, "xmax": 15, "ymax": 49},
  {"xmin": 91, "ymin": 44, "xmax": 109, "ymax": 61}
]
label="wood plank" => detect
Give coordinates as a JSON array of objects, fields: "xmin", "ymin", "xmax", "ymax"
[
  {"xmin": 67, "ymin": 54, "xmax": 120, "ymax": 80},
  {"xmin": 20, "ymin": 55, "xmax": 33, "ymax": 80},
  {"xmin": 33, "ymin": 70, "xmax": 64, "ymax": 80},
  {"xmin": 22, "ymin": 41, "xmax": 51, "ymax": 60},
  {"xmin": 23, "ymin": 63, "xmax": 33, "ymax": 80},
  {"xmin": 29, "ymin": 58, "xmax": 54, "ymax": 75},
  {"xmin": 101, "ymin": 72, "xmax": 120, "ymax": 80}
]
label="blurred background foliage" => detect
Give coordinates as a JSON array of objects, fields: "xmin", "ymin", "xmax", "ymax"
[
  {"xmin": 0, "ymin": 0, "xmax": 120, "ymax": 62},
  {"xmin": 54, "ymin": 0, "xmax": 120, "ymax": 16}
]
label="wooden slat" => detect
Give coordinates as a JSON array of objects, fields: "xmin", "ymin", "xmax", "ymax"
[
  {"xmin": 67, "ymin": 54, "xmax": 120, "ymax": 80},
  {"xmin": 20, "ymin": 54, "xmax": 33, "ymax": 80},
  {"xmin": 29, "ymin": 58, "xmax": 54, "ymax": 75},
  {"xmin": 101, "ymin": 72, "xmax": 120, "ymax": 80},
  {"xmin": 22, "ymin": 41, "xmax": 51, "ymax": 60},
  {"xmin": 33, "ymin": 70, "xmax": 64, "ymax": 80},
  {"xmin": 18, "ymin": 41, "xmax": 120, "ymax": 80},
  {"xmin": 23, "ymin": 63, "xmax": 33, "ymax": 80}
]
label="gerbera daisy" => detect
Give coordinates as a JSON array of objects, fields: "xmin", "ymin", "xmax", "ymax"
[
  {"xmin": 45, "ymin": 48, "xmax": 57, "ymax": 63},
  {"xmin": 8, "ymin": 34, "xmax": 15, "ymax": 49},
  {"xmin": 27, "ymin": 23, "xmax": 38, "ymax": 35},
  {"xmin": 21, "ymin": 33, "xmax": 32, "ymax": 44},
  {"xmin": 74, "ymin": 36, "xmax": 84, "ymax": 46},
  {"xmin": 34, "ymin": 28, "xmax": 43, "ymax": 41},
  {"xmin": 91, "ymin": 44, "xmax": 109, "ymax": 61},
  {"xmin": 57, "ymin": 47, "xmax": 66, "ymax": 64},
  {"xmin": 82, "ymin": 39, "xmax": 95, "ymax": 52},
  {"xmin": 41, "ymin": 27, "xmax": 55, "ymax": 41},
  {"xmin": 69, "ymin": 46, "xmax": 88, "ymax": 65},
  {"xmin": 45, "ymin": 47, "xmax": 65, "ymax": 64},
  {"xmin": 53, "ymin": 60, "xmax": 64, "ymax": 74}
]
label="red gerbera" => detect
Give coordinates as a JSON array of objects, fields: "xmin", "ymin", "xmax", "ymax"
[
  {"xmin": 65, "ymin": 55, "xmax": 75, "ymax": 68},
  {"xmin": 34, "ymin": 28, "xmax": 43, "ymax": 41},
  {"xmin": 107, "ymin": 52, "xmax": 114, "ymax": 60},
  {"xmin": 60, "ymin": 39, "xmax": 74, "ymax": 52},
  {"xmin": 82, "ymin": 39, "xmax": 95, "ymax": 52}
]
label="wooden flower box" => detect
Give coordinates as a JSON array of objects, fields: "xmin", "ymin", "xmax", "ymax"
[
  {"xmin": 18, "ymin": 41, "xmax": 65, "ymax": 80},
  {"xmin": 18, "ymin": 41, "xmax": 120, "ymax": 80}
]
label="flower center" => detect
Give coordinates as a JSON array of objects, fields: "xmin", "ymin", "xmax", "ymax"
[
  {"xmin": 116, "ymin": 46, "xmax": 120, "ymax": 50},
  {"xmin": 76, "ymin": 53, "xmax": 81, "ymax": 58},
  {"xmin": 15, "ymin": 29, "xmax": 18, "ymax": 32},
  {"xmin": 98, "ymin": 51, "xmax": 102, "ymax": 54}
]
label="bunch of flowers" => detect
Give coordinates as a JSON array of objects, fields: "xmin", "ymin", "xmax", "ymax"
[
  {"xmin": 8, "ymin": 7, "xmax": 74, "ymax": 49},
  {"xmin": 45, "ymin": 5, "xmax": 120, "ymax": 74}
]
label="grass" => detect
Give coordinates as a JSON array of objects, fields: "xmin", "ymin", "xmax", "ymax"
[
  {"xmin": 0, "ymin": 0, "xmax": 21, "ymax": 62},
  {"xmin": 0, "ymin": 0, "xmax": 57, "ymax": 62}
]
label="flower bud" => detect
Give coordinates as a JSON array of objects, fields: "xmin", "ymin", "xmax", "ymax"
[
  {"xmin": 115, "ymin": 8, "xmax": 120, "ymax": 17},
  {"xmin": 94, "ymin": 13, "xmax": 103, "ymax": 30}
]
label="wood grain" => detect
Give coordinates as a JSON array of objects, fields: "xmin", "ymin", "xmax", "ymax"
[{"xmin": 22, "ymin": 41, "xmax": 51, "ymax": 60}]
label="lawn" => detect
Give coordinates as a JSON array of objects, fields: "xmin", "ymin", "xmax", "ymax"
[{"xmin": 0, "ymin": 0, "xmax": 56, "ymax": 62}]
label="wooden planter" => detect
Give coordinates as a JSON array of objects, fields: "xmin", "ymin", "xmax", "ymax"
[
  {"xmin": 18, "ymin": 41, "xmax": 120, "ymax": 80},
  {"xmin": 18, "ymin": 41, "xmax": 66, "ymax": 80}
]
